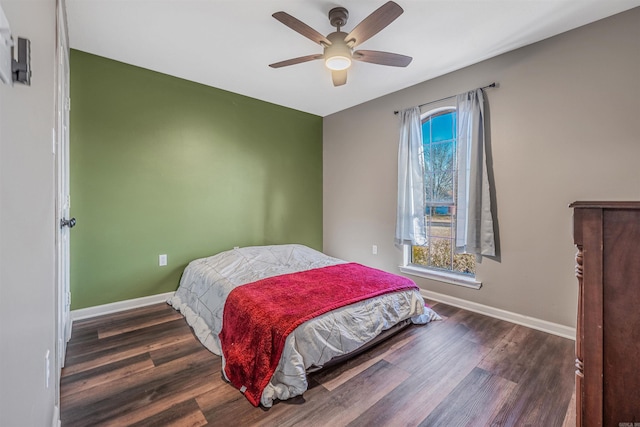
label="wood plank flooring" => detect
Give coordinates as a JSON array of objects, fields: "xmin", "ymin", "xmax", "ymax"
[{"xmin": 60, "ymin": 301, "xmax": 576, "ymax": 426}]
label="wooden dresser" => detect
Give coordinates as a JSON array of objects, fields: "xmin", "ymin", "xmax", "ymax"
[{"xmin": 571, "ymin": 202, "xmax": 640, "ymax": 427}]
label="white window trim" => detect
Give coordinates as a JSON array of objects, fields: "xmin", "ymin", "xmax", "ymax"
[
  {"xmin": 400, "ymin": 245, "xmax": 482, "ymax": 290},
  {"xmin": 420, "ymin": 106, "xmax": 455, "ymax": 120}
]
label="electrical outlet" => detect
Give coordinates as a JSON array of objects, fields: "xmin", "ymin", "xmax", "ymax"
[
  {"xmin": 372, "ymin": 245, "xmax": 378, "ymax": 255},
  {"xmin": 159, "ymin": 254, "xmax": 167, "ymax": 266}
]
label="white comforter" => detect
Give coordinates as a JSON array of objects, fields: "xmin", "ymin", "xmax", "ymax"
[{"xmin": 168, "ymin": 244, "xmax": 439, "ymax": 407}]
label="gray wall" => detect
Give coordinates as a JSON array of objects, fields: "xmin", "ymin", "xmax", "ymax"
[
  {"xmin": 323, "ymin": 8, "xmax": 640, "ymax": 328},
  {"xmin": 0, "ymin": 0, "xmax": 57, "ymax": 425}
]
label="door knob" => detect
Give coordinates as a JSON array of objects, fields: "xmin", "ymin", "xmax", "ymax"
[{"xmin": 60, "ymin": 217, "xmax": 76, "ymax": 228}]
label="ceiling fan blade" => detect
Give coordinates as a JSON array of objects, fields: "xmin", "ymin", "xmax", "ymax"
[
  {"xmin": 332, "ymin": 70, "xmax": 347, "ymax": 86},
  {"xmin": 352, "ymin": 50, "xmax": 412, "ymax": 67},
  {"xmin": 345, "ymin": 1, "xmax": 403, "ymax": 48},
  {"xmin": 269, "ymin": 54, "xmax": 324, "ymax": 68},
  {"xmin": 273, "ymin": 12, "xmax": 331, "ymax": 46}
]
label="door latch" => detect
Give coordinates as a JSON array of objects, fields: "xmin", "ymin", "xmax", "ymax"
[{"xmin": 60, "ymin": 217, "xmax": 76, "ymax": 228}]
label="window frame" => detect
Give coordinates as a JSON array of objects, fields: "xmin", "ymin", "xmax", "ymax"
[{"xmin": 399, "ymin": 106, "xmax": 482, "ymax": 290}]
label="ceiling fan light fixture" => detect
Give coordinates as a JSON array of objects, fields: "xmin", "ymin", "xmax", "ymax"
[
  {"xmin": 325, "ymin": 55, "xmax": 351, "ymax": 71},
  {"xmin": 324, "ymin": 33, "xmax": 353, "ymax": 71}
]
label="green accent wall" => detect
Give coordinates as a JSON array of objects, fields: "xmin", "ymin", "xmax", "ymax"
[{"xmin": 70, "ymin": 50, "xmax": 323, "ymax": 310}]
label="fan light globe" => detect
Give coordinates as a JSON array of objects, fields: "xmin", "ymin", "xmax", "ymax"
[{"xmin": 325, "ymin": 55, "xmax": 351, "ymax": 71}]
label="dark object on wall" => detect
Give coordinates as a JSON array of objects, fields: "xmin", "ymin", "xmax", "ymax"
[
  {"xmin": 571, "ymin": 201, "xmax": 640, "ymax": 426},
  {"xmin": 12, "ymin": 37, "xmax": 30, "ymax": 85}
]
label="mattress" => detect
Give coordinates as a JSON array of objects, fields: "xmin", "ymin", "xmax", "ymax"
[{"xmin": 168, "ymin": 244, "xmax": 440, "ymax": 407}]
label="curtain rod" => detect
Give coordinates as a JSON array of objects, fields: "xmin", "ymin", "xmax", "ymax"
[{"xmin": 393, "ymin": 82, "xmax": 496, "ymax": 115}]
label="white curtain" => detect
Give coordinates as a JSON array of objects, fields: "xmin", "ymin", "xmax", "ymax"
[
  {"xmin": 455, "ymin": 89, "xmax": 496, "ymax": 257},
  {"xmin": 395, "ymin": 107, "xmax": 427, "ymax": 247}
]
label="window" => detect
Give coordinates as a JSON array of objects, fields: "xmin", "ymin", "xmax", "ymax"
[{"xmin": 401, "ymin": 107, "xmax": 479, "ymax": 288}]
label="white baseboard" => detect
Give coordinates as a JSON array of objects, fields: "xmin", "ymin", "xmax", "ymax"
[
  {"xmin": 420, "ymin": 289, "xmax": 576, "ymax": 340},
  {"xmin": 71, "ymin": 291, "xmax": 175, "ymax": 321},
  {"xmin": 51, "ymin": 405, "xmax": 60, "ymax": 427},
  {"xmin": 69, "ymin": 288, "xmax": 575, "ymax": 340}
]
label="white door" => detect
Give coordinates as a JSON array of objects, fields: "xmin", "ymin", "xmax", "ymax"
[{"xmin": 55, "ymin": 0, "xmax": 72, "ymax": 373}]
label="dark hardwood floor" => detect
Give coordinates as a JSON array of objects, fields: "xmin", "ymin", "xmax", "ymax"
[{"xmin": 60, "ymin": 301, "xmax": 576, "ymax": 426}]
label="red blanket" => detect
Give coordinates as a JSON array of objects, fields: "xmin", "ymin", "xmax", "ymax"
[{"xmin": 219, "ymin": 262, "xmax": 418, "ymax": 406}]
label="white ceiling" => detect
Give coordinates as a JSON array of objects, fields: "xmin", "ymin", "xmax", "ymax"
[{"xmin": 66, "ymin": 0, "xmax": 640, "ymax": 117}]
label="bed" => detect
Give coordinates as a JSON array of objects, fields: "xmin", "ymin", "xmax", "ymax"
[{"xmin": 168, "ymin": 244, "xmax": 440, "ymax": 407}]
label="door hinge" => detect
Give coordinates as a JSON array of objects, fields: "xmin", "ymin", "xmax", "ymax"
[
  {"xmin": 65, "ymin": 97, "xmax": 70, "ymax": 111},
  {"xmin": 66, "ymin": 291, "xmax": 71, "ymax": 308}
]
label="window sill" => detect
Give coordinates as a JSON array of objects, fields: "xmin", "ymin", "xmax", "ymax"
[{"xmin": 399, "ymin": 265, "xmax": 482, "ymax": 290}]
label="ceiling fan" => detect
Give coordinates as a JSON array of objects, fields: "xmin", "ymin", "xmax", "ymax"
[{"xmin": 269, "ymin": 1, "xmax": 412, "ymax": 87}]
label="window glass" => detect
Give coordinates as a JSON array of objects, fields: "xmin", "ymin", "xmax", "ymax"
[{"xmin": 411, "ymin": 108, "xmax": 475, "ymax": 276}]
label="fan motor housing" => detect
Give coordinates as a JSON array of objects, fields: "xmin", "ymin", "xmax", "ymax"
[{"xmin": 328, "ymin": 7, "xmax": 348, "ymax": 29}]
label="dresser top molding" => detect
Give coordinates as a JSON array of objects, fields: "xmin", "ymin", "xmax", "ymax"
[{"xmin": 570, "ymin": 201, "xmax": 640, "ymax": 209}]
